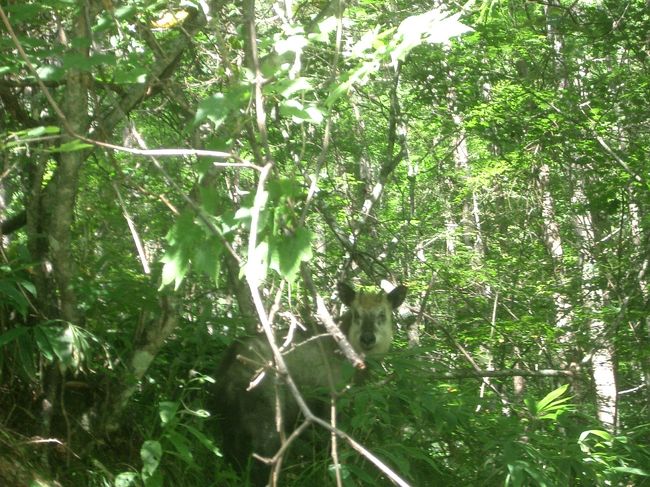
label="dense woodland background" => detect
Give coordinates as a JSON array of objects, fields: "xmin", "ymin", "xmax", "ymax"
[{"xmin": 1, "ymin": 0, "xmax": 649, "ymax": 485}]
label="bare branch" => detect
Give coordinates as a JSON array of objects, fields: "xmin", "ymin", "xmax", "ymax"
[
  {"xmin": 428, "ymin": 368, "xmax": 575, "ymax": 380},
  {"xmin": 110, "ymin": 178, "xmax": 151, "ymax": 275}
]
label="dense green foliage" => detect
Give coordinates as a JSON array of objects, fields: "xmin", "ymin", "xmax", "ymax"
[{"xmin": 1, "ymin": 0, "xmax": 649, "ymax": 485}]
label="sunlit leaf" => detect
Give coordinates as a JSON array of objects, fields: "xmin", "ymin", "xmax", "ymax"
[
  {"xmin": 194, "ymin": 93, "xmax": 228, "ymax": 129},
  {"xmin": 151, "ymin": 10, "xmax": 189, "ymax": 29},
  {"xmin": 113, "ymin": 66, "xmax": 148, "ymax": 84},
  {"xmin": 25, "ymin": 126, "xmax": 60, "ymax": 137},
  {"xmin": 182, "ymin": 424, "xmax": 222, "ymax": 457},
  {"xmin": 270, "ymin": 227, "xmax": 313, "ymax": 281},
  {"xmin": 160, "ymin": 250, "xmax": 190, "ymax": 290},
  {"xmin": 140, "ymin": 440, "xmax": 162, "ymax": 478},
  {"xmin": 578, "ymin": 429, "xmax": 613, "ymax": 442},
  {"xmin": 266, "ymin": 77, "xmax": 312, "ymax": 98},
  {"xmin": 280, "ymin": 99, "xmax": 323, "ymax": 124},
  {"xmin": 159, "ymin": 401, "xmax": 179, "ymax": 425},
  {"xmin": 36, "ymin": 65, "xmax": 64, "ymax": 82},
  {"xmin": 611, "ymin": 467, "xmax": 649, "ymax": 476},
  {"xmin": 245, "ymin": 241, "xmax": 269, "ymax": 284},
  {"xmin": 275, "ymin": 34, "xmax": 307, "ymax": 56},
  {"xmin": 391, "ymin": 9, "xmax": 472, "ymax": 65},
  {"xmin": 529, "ymin": 384, "xmax": 573, "ymax": 420},
  {"xmin": 50, "ymin": 140, "xmax": 93, "ymax": 152},
  {"xmin": 114, "ymin": 472, "xmax": 138, "ymax": 487},
  {"xmin": 350, "ymin": 26, "xmax": 382, "ymax": 57},
  {"xmin": 37, "ymin": 324, "xmax": 77, "ymax": 370},
  {"xmin": 165, "ymin": 429, "xmax": 194, "ymax": 464}
]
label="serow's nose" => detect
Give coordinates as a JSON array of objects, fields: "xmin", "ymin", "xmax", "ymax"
[{"xmin": 361, "ymin": 332, "xmax": 376, "ymax": 348}]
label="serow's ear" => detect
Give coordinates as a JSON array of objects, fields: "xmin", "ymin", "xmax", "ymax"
[
  {"xmin": 337, "ymin": 282, "xmax": 356, "ymax": 306},
  {"xmin": 387, "ymin": 285, "xmax": 407, "ymax": 309}
]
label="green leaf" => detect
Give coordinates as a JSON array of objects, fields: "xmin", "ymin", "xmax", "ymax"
[
  {"xmin": 345, "ymin": 463, "xmax": 377, "ymax": 484},
  {"xmin": 164, "ymin": 429, "xmax": 194, "ymax": 465},
  {"xmin": 267, "ymin": 178, "xmax": 303, "ymax": 200},
  {"xmin": 140, "ymin": 440, "xmax": 162, "ymax": 479},
  {"xmin": 36, "ymin": 65, "xmax": 64, "ymax": 82},
  {"xmin": 17, "ymin": 333, "xmax": 36, "ymax": 379},
  {"xmin": 113, "ymin": 66, "xmax": 148, "ymax": 84},
  {"xmin": 61, "ymin": 52, "xmax": 116, "ymax": 70},
  {"xmin": 279, "ymin": 100, "xmax": 323, "ymax": 124},
  {"xmin": 160, "ymin": 249, "xmax": 190, "ymax": 290},
  {"xmin": 0, "ymin": 326, "xmax": 29, "ymax": 347},
  {"xmin": 193, "ymin": 239, "xmax": 222, "ymax": 286},
  {"xmin": 389, "ymin": 10, "xmax": 472, "ymax": 65},
  {"xmin": 531, "ymin": 384, "xmax": 572, "ymax": 419},
  {"xmin": 18, "ymin": 279, "xmax": 37, "ymax": 297},
  {"xmin": 246, "ymin": 240, "xmax": 269, "ymax": 284},
  {"xmin": 538, "ymin": 383, "xmax": 568, "ymax": 406},
  {"xmin": 36, "ymin": 324, "xmax": 82, "ymax": 370},
  {"xmin": 50, "ymin": 140, "xmax": 93, "ymax": 152},
  {"xmin": 181, "ymin": 424, "xmax": 222, "ymax": 457},
  {"xmin": 326, "ymin": 62, "xmax": 377, "ymax": 107},
  {"xmin": 350, "ymin": 26, "xmax": 383, "ymax": 57},
  {"xmin": 328, "ymin": 463, "xmax": 351, "ymax": 481},
  {"xmin": 611, "ymin": 466, "xmax": 649, "ymax": 476},
  {"xmin": 274, "ymin": 33, "xmax": 307, "ymax": 56},
  {"xmin": 114, "ymin": 472, "xmax": 138, "ymax": 487},
  {"xmin": 578, "ymin": 429, "xmax": 613, "ymax": 443},
  {"xmin": 160, "ymin": 212, "xmax": 203, "ymax": 289},
  {"xmin": 4, "ymin": 3, "xmax": 46, "ymax": 22},
  {"xmin": 0, "ymin": 280, "xmax": 29, "ymax": 317},
  {"xmin": 266, "ymin": 77, "xmax": 312, "ymax": 98},
  {"xmin": 193, "ymin": 85, "xmax": 250, "ymax": 129},
  {"xmin": 270, "ymin": 227, "xmax": 313, "ymax": 281},
  {"xmin": 114, "ymin": 5, "xmax": 137, "ymax": 19},
  {"xmin": 33, "ymin": 326, "xmax": 56, "ymax": 361},
  {"xmin": 315, "ymin": 16, "xmax": 338, "ymax": 37},
  {"xmin": 159, "ymin": 401, "xmax": 179, "ymax": 425},
  {"xmin": 24, "ymin": 126, "xmax": 60, "ymax": 138},
  {"xmin": 194, "ymin": 93, "xmax": 228, "ymax": 129}
]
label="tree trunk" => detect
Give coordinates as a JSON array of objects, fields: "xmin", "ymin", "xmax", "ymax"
[
  {"xmin": 535, "ymin": 163, "xmax": 575, "ymax": 353},
  {"xmin": 572, "ymin": 172, "xmax": 618, "ymax": 432},
  {"xmin": 628, "ymin": 194, "xmax": 650, "ymax": 414}
]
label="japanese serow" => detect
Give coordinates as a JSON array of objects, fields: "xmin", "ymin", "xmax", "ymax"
[{"xmin": 212, "ymin": 282, "xmax": 407, "ymax": 485}]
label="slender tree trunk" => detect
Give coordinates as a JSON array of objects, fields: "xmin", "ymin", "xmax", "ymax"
[
  {"xmin": 628, "ymin": 194, "xmax": 650, "ymax": 412},
  {"xmin": 572, "ymin": 172, "xmax": 618, "ymax": 432},
  {"xmin": 37, "ymin": 2, "xmax": 91, "ymax": 444},
  {"xmin": 535, "ymin": 163, "xmax": 575, "ymax": 353},
  {"xmin": 49, "ymin": 2, "xmax": 90, "ymax": 325},
  {"xmin": 544, "ymin": 0, "xmax": 617, "ymax": 431}
]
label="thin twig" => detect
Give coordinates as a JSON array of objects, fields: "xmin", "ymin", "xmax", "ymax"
[
  {"xmin": 310, "ymin": 415, "xmax": 411, "ymax": 487},
  {"xmin": 110, "ymin": 177, "xmax": 151, "ymax": 275},
  {"xmin": 428, "ymin": 368, "xmax": 575, "ymax": 380}
]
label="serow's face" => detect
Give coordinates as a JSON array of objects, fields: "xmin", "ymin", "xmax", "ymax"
[{"xmin": 338, "ymin": 282, "xmax": 407, "ymax": 356}]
